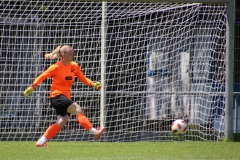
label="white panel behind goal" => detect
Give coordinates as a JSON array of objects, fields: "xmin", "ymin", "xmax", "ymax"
[{"xmin": 0, "ymin": 1, "xmax": 227, "ymax": 141}]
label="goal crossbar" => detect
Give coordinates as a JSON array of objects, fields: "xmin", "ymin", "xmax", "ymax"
[
  {"xmin": 5, "ymin": 0, "xmax": 232, "ymax": 2},
  {"xmin": 83, "ymin": 0, "xmax": 231, "ymax": 4}
]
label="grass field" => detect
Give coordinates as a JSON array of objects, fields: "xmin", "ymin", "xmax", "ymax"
[{"xmin": 0, "ymin": 141, "xmax": 240, "ymax": 160}]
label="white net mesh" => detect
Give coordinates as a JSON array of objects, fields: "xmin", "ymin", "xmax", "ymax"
[{"xmin": 0, "ymin": 0, "xmax": 227, "ymax": 141}]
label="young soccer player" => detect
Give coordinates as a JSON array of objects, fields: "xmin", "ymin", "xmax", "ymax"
[{"xmin": 24, "ymin": 45, "xmax": 106, "ymax": 147}]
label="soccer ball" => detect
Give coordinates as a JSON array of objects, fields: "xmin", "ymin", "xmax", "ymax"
[{"xmin": 171, "ymin": 119, "xmax": 188, "ymax": 134}]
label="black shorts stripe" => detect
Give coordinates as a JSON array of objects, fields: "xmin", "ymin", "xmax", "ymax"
[{"xmin": 50, "ymin": 94, "xmax": 73, "ymax": 116}]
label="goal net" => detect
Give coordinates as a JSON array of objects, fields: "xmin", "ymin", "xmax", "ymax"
[{"xmin": 0, "ymin": 0, "xmax": 227, "ymax": 141}]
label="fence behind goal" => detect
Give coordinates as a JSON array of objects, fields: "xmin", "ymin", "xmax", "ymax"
[{"xmin": 0, "ymin": 0, "xmax": 228, "ymax": 141}]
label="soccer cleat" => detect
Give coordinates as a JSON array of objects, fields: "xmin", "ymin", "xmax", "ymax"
[
  {"xmin": 36, "ymin": 140, "xmax": 48, "ymax": 148},
  {"xmin": 94, "ymin": 127, "xmax": 106, "ymax": 140}
]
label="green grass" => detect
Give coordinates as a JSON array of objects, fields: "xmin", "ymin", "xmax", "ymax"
[{"xmin": 0, "ymin": 141, "xmax": 240, "ymax": 160}]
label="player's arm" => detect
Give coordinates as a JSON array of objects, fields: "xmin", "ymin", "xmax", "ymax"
[
  {"xmin": 75, "ymin": 64, "xmax": 101, "ymax": 90},
  {"xmin": 24, "ymin": 65, "xmax": 57, "ymax": 97}
]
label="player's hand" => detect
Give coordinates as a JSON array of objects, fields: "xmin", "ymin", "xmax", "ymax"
[
  {"xmin": 92, "ymin": 81, "xmax": 102, "ymax": 90},
  {"xmin": 24, "ymin": 86, "xmax": 34, "ymax": 97}
]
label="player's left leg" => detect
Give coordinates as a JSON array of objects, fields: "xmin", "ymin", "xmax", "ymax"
[{"xmin": 67, "ymin": 103, "xmax": 106, "ymax": 140}]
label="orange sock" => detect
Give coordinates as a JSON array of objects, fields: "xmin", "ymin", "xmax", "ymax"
[
  {"xmin": 77, "ymin": 114, "xmax": 93, "ymax": 131},
  {"xmin": 43, "ymin": 123, "xmax": 61, "ymax": 140}
]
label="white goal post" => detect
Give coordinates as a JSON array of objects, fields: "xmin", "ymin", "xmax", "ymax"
[{"xmin": 0, "ymin": 0, "xmax": 234, "ymax": 141}]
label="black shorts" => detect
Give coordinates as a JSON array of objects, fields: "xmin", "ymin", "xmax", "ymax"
[{"xmin": 50, "ymin": 94, "xmax": 73, "ymax": 116}]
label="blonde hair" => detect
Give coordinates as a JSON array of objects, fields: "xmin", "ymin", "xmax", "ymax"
[
  {"xmin": 45, "ymin": 45, "xmax": 73, "ymax": 59},
  {"xmin": 45, "ymin": 45, "xmax": 63, "ymax": 59}
]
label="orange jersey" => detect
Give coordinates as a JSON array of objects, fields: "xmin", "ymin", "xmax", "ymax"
[{"xmin": 33, "ymin": 61, "xmax": 93, "ymax": 99}]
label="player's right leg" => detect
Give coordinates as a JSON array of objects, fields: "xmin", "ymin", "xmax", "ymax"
[
  {"xmin": 36, "ymin": 114, "xmax": 69, "ymax": 147},
  {"xmin": 36, "ymin": 95, "xmax": 72, "ymax": 147}
]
